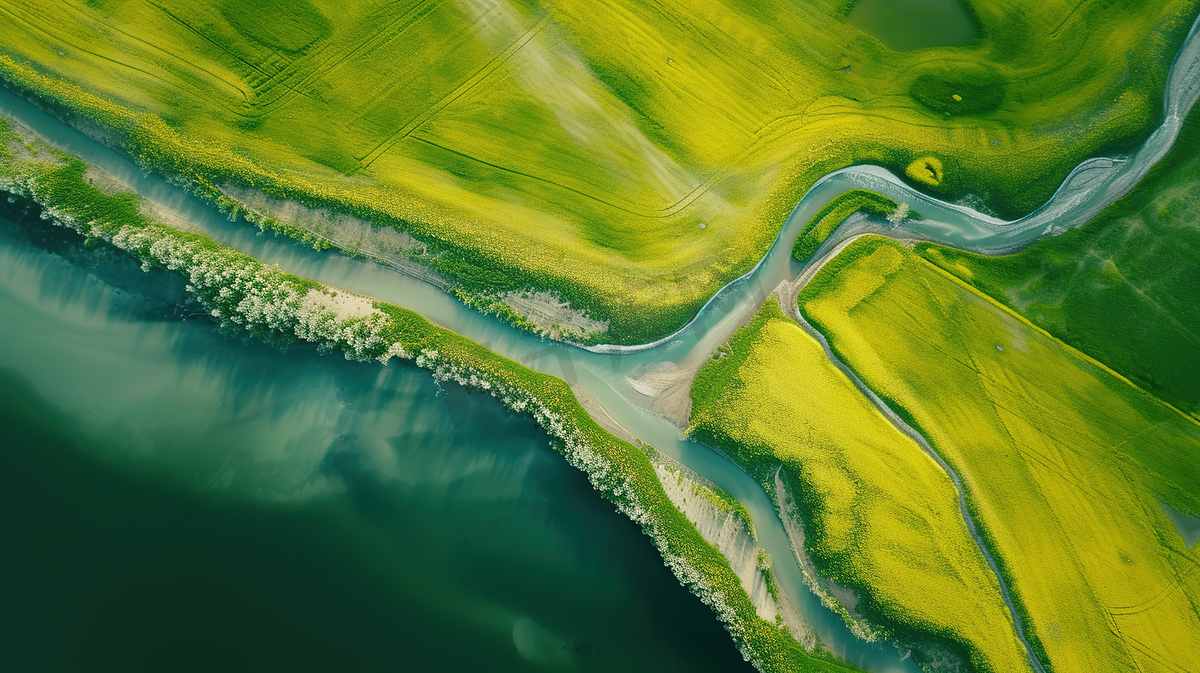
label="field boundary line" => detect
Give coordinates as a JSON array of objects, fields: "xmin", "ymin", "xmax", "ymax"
[
  {"xmin": 1107, "ymin": 563, "xmax": 1196, "ymax": 615},
  {"xmin": 356, "ymin": 13, "xmax": 551, "ymax": 170},
  {"xmin": 88, "ymin": 0, "xmax": 252, "ymax": 103},
  {"xmin": 1117, "ymin": 630, "xmax": 1189, "ymax": 673},
  {"xmin": 784, "ymin": 299, "xmax": 1051, "ymax": 673},
  {"xmin": 248, "ymin": 0, "xmax": 446, "ymax": 116},
  {"xmin": 918, "ymin": 255, "xmax": 1200, "ymax": 431},
  {"xmin": 409, "ymin": 136, "xmax": 674, "ymax": 216},
  {"xmin": 0, "ymin": 3, "xmax": 237, "ymax": 103},
  {"xmin": 151, "ymin": 2, "xmax": 270, "ymax": 80}
]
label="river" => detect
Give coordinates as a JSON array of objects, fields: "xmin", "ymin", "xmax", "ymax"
[{"xmin": 1, "ymin": 11, "xmax": 1197, "ymax": 671}]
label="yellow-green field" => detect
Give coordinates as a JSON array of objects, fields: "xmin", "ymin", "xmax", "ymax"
[
  {"xmin": 690, "ymin": 301, "xmax": 1032, "ymax": 673},
  {"xmin": 799, "ymin": 237, "xmax": 1200, "ymax": 673},
  {"xmin": 915, "ymin": 101, "xmax": 1200, "ymax": 418},
  {"xmin": 0, "ymin": 0, "xmax": 1196, "ymax": 342}
]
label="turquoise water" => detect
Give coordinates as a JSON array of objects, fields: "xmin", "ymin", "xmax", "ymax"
[
  {"xmin": 848, "ymin": 0, "xmax": 977, "ymax": 51},
  {"xmin": 0, "ymin": 211, "xmax": 752, "ymax": 672}
]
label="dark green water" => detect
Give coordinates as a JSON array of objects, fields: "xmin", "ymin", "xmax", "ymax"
[
  {"xmin": 0, "ymin": 209, "xmax": 751, "ymax": 672},
  {"xmin": 848, "ymin": 0, "xmax": 977, "ymax": 51}
]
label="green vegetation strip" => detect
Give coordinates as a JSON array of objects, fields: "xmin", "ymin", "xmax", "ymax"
[
  {"xmin": 791, "ymin": 190, "xmax": 910, "ymax": 260},
  {"xmin": 798, "ymin": 236, "xmax": 1200, "ymax": 673},
  {"xmin": 690, "ymin": 301, "xmax": 1032, "ymax": 673},
  {"xmin": 0, "ymin": 116, "xmax": 858, "ymax": 673}
]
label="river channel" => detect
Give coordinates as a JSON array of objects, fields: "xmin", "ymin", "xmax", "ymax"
[{"xmin": 2, "ymin": 12, "xmax": 1198, "ymax": 671}]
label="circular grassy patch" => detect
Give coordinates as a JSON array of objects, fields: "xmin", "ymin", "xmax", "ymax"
[
  {"xmin": 909, "ymin": 70, "xmax": 1006, "ymax": 116},
  {"xmin": 219, "ymin": 0, "xmax": 332, "ymax": 54}
]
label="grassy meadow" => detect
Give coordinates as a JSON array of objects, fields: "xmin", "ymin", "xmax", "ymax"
[
  {"xmin": 799, "ymin": 237, "xmax": 1200, "ymax": 673},
  {"xmin": 689, "ymin": 301, "xmax": 1032, "ymax": 673},
  {"xmin": 917, "ymin": 104, "xmax": 1200, "ymax": 418},
  {"xmin": 0, "ymin": 0, "xmax": 1196, "ymax": 342}
]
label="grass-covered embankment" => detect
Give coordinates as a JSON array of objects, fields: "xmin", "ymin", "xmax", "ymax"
[
  {"xmin": 791, "ymin": 190, "xmax": 911, "ymax": 260},
  {"xmin": 916, "ymin": 102, "xmax": 1200, "ymax": 417},
  {"xmin": 798, "ymin": 236, "xmax": 1200, "ymax": 673},
  {"xmin": 0, "ymin": 0, "xmax": 1196, "ymax": 344},
  {"xmin": 689, "ymin": 302, "xmax": 1032, "ymax": 673},
  {"xmin": 0, "ymin": 116, "xmax": 860, "ymax": 673}
]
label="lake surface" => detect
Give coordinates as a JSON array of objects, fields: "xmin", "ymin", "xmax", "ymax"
[
  {"xmin": 848, "ymin": 0, "xmax": 977, "ymax": 51},
  {"xmin": 0, "ymin": 210, "xmax": 753, "ymax": 673}
]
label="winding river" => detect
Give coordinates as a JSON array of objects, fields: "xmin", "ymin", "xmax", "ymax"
[{"xmin": 2, "ymin": 12, "xmax": 1198, "ymax": 671}]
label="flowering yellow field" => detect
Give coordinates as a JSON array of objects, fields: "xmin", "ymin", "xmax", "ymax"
[
  {"xmin": 690, "ymin": 301, "xmax": 1032, "ymax": 673},
  {"xmin": 800, "ymin": 237, "xmax": 1200, "ymax": 673},
  {"xmin": 1, "ymin": 0, "xmax": 1196, "ymax": 341}
]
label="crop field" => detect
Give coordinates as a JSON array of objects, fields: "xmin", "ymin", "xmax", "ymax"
[
  {"xmin": 689, "ymin": 301, "xmax": 1031, "ymax": 673},
  {"xmin": 917, "ymin": 104, "xmax": 1200, "ymax": 418},
  {"xmin": 0, "ymin": 0, "xmax": 1197, "ymax": 342},
  {"xmin": 799, "ymin": 237, "xmax": 1200, "ymax": 673}
]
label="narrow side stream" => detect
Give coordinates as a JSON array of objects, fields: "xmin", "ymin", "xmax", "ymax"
[{"xmin": 780, "ymin": 296, "xmax": 1046, "ymax": 673}]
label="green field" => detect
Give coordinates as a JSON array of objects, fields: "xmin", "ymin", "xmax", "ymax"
[
  {"xmin": 799, "ymin": 237, "xmax": 1200, "ymax": 673},
  {"xmin": 690, "ymin": 301, "xmax": 1032, "ymax": 673},
  {"xmin": 917, "ymin": 103, "xmax": 1200, "ymax": 418},
  {"xmin": 0, "ymin": 0, "xmax": 1196, "ymax": 343}
]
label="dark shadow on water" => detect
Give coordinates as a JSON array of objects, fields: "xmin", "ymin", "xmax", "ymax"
[
  {"xmin": 0, "ymin": 200, "xmax": 191, "ymax": 322},
  {"xmin": 0, "ymin": 366, "xmax": 518, "ymax": 673},
  {"xmin": 0, "ymin": 211, "xmax": 755, "ymax": 673}
]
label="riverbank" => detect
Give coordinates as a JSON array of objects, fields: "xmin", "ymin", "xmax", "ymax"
[
  {"xmin": 0, "ymin": 112, "xmax": 861, "ymax": 673},
  {"xmin": 2, "ymin": 9, "xmax": 1200, "ymax": 667},
  {"xmin": 1, "ymin": 88, "xmax": 930, "ymax": 672},
  {"xmin": 0, "ymin": 206, "xmax": 771, "ymax": 673},
  {"xmin": 687, "ymin": 299, "xmax": 1036, "ymax": 673}
]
